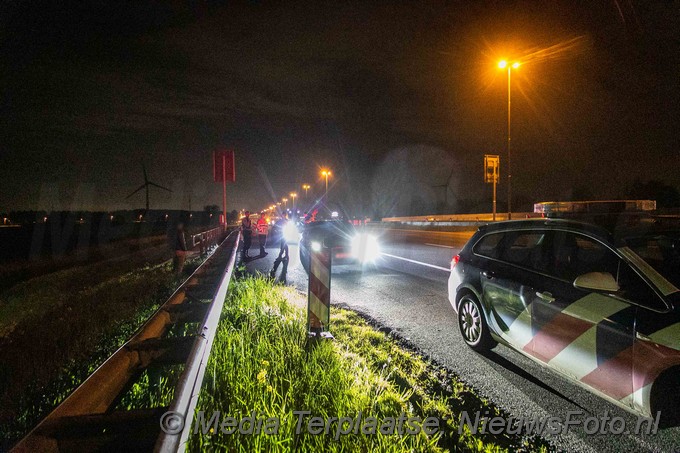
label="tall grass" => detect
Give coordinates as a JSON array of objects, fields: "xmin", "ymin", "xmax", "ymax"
[
  {"xmin": 0, "ymin": 254, "xmax": 204, "ymax": 448},
  {"xmin": 189, "ymin": 277, "xmax": 442, "ymax": 452}
]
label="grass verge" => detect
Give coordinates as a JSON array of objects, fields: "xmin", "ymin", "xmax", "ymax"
[
  {"xmin": 188, "ymin": 277, "xmax": 551, "ymax": 452},
  {"xmin": 0, "ymin": 253, "xmax": 204, "ymax": 448}
]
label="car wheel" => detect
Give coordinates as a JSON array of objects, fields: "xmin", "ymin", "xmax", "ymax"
[
  {"xmin": 651, "ymin": 368, "xmax": 680, "ymax": 428},
  {"xmin": 457, "ymin": 294, "xmax": 496, "ymax": 351}
]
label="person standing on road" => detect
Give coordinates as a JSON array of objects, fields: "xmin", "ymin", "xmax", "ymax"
[
  {"xmin": 241, "ymin": 211, "xmax": 254, "ymax": 258},
  {"xmin": 271, "ymin": 212, "xmax": 289, "ymax": 276},
  {"xmin": 173, "ymin": 221, "xmax": 189, "ymax": 274},
  {"xmin": 256, "ymin": 212, "xmax": 269, "ymax": 256}
]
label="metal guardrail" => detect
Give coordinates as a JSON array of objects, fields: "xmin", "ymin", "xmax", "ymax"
[
  {"xmin": 189, "ymin": 226, "xmax": 224, "ymax": 249},
  {"xmin": 13, "ymin": 230, "xmax": 241, "ymax": 452},
  {"xmin": 155, "ymin": 230, "xmax": 239, "ymax": 452},
  {"xmin": 381, "ymin": 212, "xmax": 537, "ymax": 222}
]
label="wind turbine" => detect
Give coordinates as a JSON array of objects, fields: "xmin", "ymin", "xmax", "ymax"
[
  {"xmin": 432, "ymin": 168, "xmax": 455, "ymax": 208},
  {"xmin": 125, "ymin": 164, "xmax": 172, "ymax": 212}
]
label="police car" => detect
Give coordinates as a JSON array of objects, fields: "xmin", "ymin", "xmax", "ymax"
[{"xmin": 448, "ymin": 209, "xmax": 680, "ymax": 423}]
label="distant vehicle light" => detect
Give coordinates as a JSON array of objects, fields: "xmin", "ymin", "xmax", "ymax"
[
  {"xmin": 351, "ymin": 234, "xmax": 380, "ymax": 262},
  {"xmin": 331, "ymin": 211, "xmax": 339, "ymax": 218},
  {"xmin": 311, "ymin": 241, "xmax": 322, "ymax": 252},
  {"xmin": 283, "ymin": 221, "xmax": 299, "ymax": 243}
]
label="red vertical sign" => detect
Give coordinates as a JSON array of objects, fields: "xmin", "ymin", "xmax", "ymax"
[{"xmin": 213, "ymin": 149, "xmax": 235, "ymax": 183}]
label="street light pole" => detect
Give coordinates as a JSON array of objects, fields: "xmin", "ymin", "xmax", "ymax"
[
  {"xmin": 290, "ymin": 192, "xmax": 297, "ymax": 212},
  {"xmin": 507, "ymin": 65, "xmax": 512, "ymax": 220},
  {"xmin": 321, "ymin": 169, "xmax": 331, "ymax": 199},
  {"xmin": 499, "ymin": 60, "xmax": 519, "ymax": 220}
]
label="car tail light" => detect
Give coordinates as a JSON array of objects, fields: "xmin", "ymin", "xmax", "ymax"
[{"xmin": 451, "ymin": 254, "xmax": 460, "ymax": 270}]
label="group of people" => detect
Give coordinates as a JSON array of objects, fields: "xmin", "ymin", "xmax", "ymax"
[
  {"xmin": 240, "ymin": 211, "xmax": 289, "ymax": 273},
  {"xmin": 169, "ymin": 211, "xmax": 291, "ymax": 278},
  {"xmin": 240, "ymin": 210, "xmax": 269, "ymax": 257}
]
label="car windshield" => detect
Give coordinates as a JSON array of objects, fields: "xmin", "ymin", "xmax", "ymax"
[{"xmin": 622, "ymin": 232, "xmax": 680, "ymax": 291}]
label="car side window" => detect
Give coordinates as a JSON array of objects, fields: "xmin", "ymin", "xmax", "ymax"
[
  {"xmin": 473, "ymin": 232, "xmax": 504, "ymax": 259},
  {"xmin": 550, "ymin": 232, "xmax": 619, "ymax": 282},
  {"xmin": 498, "ymin": 230, "xmax": 549, "ymax": 271},
  {"xmin": 551, "ymin": 232, "xmax": 664, "ymax": 310}
]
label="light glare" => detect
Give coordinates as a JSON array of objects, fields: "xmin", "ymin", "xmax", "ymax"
[{"xmin": 351, "ymin": 234, "xmax": 381, "ymax": 263}]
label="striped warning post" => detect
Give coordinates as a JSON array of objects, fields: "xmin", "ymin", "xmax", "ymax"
[{"xmin": 308, "ymin": 246, "xmax": 331, "ymax": 334}]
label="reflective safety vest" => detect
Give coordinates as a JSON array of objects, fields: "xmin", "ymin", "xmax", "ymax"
[{"xmin": 256, "ymin": 218, "xmax": 269, "ymax": 235}]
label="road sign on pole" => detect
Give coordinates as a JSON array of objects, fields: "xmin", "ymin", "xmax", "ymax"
[
  {"xmin": 484, "ymin": 155, "xmax": 500, "ymax": 221},
  {"xmin": 307, "ymin": 246, "xmax": 332, "ymax": 338}
]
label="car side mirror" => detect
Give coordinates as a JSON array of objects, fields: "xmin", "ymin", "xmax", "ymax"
[{"xmin": 573, "ymin": 272, "xmax": 620, "ymax": 293}]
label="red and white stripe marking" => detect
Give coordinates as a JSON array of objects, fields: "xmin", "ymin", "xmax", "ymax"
[{"xmin": 308, "ymin": 248, "xmax": 331, "ymax": 331}]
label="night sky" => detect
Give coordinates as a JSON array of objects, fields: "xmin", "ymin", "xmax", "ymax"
[{"xmin": 1, "ymin": 1, "xmax": 678, "ymax": 216}]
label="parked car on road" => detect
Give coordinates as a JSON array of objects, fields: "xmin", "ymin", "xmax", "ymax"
[
  {"xmin": 299, "ymin": 207, "xmax": 379, "ymax": 273},
  {"xmin": 448, "ymin": 217, "xmax": 680, "ymax": 423}
]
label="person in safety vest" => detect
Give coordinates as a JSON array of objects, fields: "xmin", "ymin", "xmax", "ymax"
[{"xmin": 256, "ymin": 211, "xmax": 269, "ymax": 256}]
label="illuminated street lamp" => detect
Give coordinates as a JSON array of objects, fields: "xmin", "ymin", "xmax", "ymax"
[
  {"xmin": 302, "ymin": 184, "xmax": 310, "ymax": 198},
  {"xmin": 290, "ymin": 192, "xmax": 297, "ymax": 211},
  {"xmin": 498, "ymin": 59, "xmax": 520, "ymax": 220},
  {"xmin": 282, "ymin": 197, "xmax": 288, "ymax": 209},
  {"xmin": 321, "ymin": 169, "xmax": 332, "ymax": 196}
]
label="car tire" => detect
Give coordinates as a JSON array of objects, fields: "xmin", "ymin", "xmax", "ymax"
[
  {"xmin": 651, "ymin": 368, "xmax": 680, "ymax": 428},
  {"xmin": 457, "ymin": 294, "xmax": 496, "ymax": 351}
]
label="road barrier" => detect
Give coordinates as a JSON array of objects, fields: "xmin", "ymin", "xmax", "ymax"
[
  {"xmin": 307, "ymin": 246, "xmax": 331, "ymax": 336},
  {"xmin": 190, "ymin": 226, "xmax": 224, "ymax": 255},
  {"xmin": 13, "ymin": 230, "xmax": 241, "ymax": 453},
  {"xmin": 381, "ymin": 212, "xmax": 538, "ymax": 223}
]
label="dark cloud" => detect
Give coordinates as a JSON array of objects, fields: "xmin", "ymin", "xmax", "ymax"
[{"xmin": 1, "ymin": 1, "xmax": 678, "ymax": 214}]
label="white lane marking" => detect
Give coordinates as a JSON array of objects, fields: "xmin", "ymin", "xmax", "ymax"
[
  {"xmin": 425, "ymin": 243, "xmax": 455, "ymax": 249},
  {"xmin": 381, "ymin": 253, "xmax": 450, "ymax": 272}
]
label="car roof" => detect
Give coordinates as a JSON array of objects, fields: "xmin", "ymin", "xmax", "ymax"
[
  {"xmin": 479, "ymin": 215, "xmax": 680, "ymax": 245},
  {"xmin": 478, "ymin": 218, "xmax": 613, "ymax": 242}
]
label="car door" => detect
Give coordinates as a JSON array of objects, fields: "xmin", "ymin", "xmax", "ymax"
[
  {"xmin": 528, "ymin": 231, "xmax": 635, "ymax": 405},
  {"xmin": 615, "ymin": 241, "xmax": 680, "ymax": 414},
  {"xmin": 478, "ymin": 229, "xmax": 550, "ymax": 350}
]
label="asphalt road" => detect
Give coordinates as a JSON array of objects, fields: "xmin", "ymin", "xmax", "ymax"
[{"xmin": 243, "ymin": 227, "xmax": 680, "ymax": 453}]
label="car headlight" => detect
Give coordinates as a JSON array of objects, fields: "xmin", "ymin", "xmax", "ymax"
[
  {"xmin": 351, "ymin": 234, "xmax": 380, "ymax": 262},
  {"xmin": 283, "ymin": 222, "xmax": 299, "ymax": 242},
  {"xmin": 311, "ymin": 241, "xmax": 322, "ymax": 252}
]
